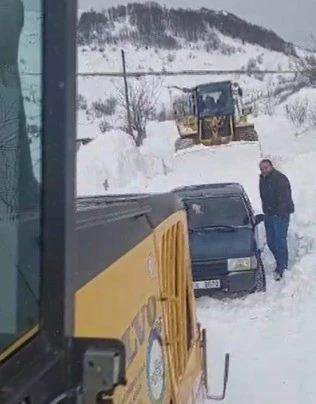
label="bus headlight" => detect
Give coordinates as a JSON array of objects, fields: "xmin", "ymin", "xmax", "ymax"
[{"xmin": 227, "ymin": 256, "xmax": 257, "ymax": 271}]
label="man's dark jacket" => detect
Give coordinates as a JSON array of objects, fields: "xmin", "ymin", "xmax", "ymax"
[{"xmin": 259, "ymin": 169, "xmax": 294, "ymax": 217}]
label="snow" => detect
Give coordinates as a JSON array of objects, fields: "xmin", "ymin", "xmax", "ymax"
[
  {"xmin": 76, "ymin": 129, "xmax": 166, "ymax": 195},
  {"xmin": 21, "ymin": 9, "xmax": 316, "ymax": 404}
]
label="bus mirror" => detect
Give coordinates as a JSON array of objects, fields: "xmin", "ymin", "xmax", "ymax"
[{"xmin": 72, "ymin": 338, "xmax": 127, "ymax": 403}]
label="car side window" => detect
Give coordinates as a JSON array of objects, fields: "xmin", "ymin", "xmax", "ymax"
[{"xmin": 0, "ymin": 0, "xmax": 42, "ymax": 361}]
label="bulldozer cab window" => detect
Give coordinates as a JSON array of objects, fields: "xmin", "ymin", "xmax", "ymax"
[
  {"xmin": 189, "ymin": 93, "xmax": 196, "ymax": 115},
  {"xmin": 198, "ymin": 87, "xmax": 233, "ymax": 117},
  {"xmin": 0, "ymin": 0, "xmax": 42, "ymax": 360},
  {"xmin": 173, "ymin": 94, "xmax": 195, "ymax": 118}
]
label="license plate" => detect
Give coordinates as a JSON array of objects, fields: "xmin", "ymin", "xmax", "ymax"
[{"xmin": 193, "ymin": 280, "xmax": 221, "ymax": 289}]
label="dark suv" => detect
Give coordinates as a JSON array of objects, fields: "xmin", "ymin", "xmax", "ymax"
[{"xmin": 173, "ymin": 182, "xmax": 266, "ymax": 296}]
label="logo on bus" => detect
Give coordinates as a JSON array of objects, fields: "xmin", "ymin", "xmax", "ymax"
[{"xmin": 146, "ymin": 322, "xmax": 166, "ymax": 403}]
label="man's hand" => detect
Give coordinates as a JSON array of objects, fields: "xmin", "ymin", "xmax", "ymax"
[{"xmin": 255, "ymin": 213, "xmax": 265, "ymax": 224}]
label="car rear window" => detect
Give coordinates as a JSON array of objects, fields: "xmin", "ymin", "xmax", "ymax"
[{"xmin": 185, "ymin": 196, "xmax": 250, "ymax": 228}]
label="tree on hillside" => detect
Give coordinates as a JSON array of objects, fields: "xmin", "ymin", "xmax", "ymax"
[
  {"xmin": 290, "ymin": 34, "xmax": 316, "ymax": 85},
  {"xmin": 78, "ymin": 10, "xmax": 109, "ymax": 45},
  {"xmin": 114, "ymin": 77, "xmax": 163, "ymax": 146},
  {"xmin": 292, "ymin": 53, "xmax": 316, "ymax": 86}
]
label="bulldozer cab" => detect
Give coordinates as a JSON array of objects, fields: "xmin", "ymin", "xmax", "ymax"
[
  {"xmin": 173, "ymin": 80, "xmax": 257, "ymax": 151},
  {"xmin": 195, "ymin": 81, "xmax": 235, "ymax": 145},
  {"xmin": 196, "ymin": 81, "xmax": 234, "ymax": 119}
]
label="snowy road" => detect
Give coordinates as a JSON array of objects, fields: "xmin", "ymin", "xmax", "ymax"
[{"xmin": 139, "ymin": 116, "xmax": 316, "ymax": 404}]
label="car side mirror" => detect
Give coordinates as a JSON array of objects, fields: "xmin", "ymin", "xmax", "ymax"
[{"xmin": 254, "ymin": 214, "xmax": 264, "ymax": 226}]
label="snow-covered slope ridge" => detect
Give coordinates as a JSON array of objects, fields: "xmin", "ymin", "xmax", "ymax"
[{"xmin": 77, "ymin": 4, "xmax": 297, "ymax": 75}]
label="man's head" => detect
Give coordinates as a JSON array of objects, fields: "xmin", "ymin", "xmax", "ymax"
[{"xmin": 259, "ymin": 159, "xmax": 274, "ymax": 176}]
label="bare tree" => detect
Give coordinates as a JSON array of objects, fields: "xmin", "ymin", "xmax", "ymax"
[
  {"xmin": 285, "ymin": 97, "xmax": 309, "ymax": 127},
  {"xmin": 290, "ymin": 35, "xmax": 316, "ymax": 86},
  {"xmin": 261, "ymin": 76, "xmax": 276, "ymax": 116},
  {"xmin": 291, "ymin": 55, "xmax": 316, "ymax": 85},
  {"xmin": 115, "ymin": 76, "xmax": 163, "ymax": 146}
]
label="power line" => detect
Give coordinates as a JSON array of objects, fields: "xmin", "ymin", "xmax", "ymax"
[
  {"xmin": 21, "ymin": 69, "xmax": 299, "ymax": 77},
  {"xmin": 77, "ymin": 69, "xmax": 296, "ymax": 77}
]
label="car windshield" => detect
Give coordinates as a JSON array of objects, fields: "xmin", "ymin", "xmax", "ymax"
[{"xmin": 185, "ymin": 196, "xmax": 250, "ymax": 229}]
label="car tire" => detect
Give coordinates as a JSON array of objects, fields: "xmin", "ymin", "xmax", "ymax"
[{"xmin": 254, "ymin": 256, "xmax": 266, "ymax": 293}]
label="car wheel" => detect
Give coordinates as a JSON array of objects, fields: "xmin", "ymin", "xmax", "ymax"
[{"xmin": 254, "ymin": 256, "xmax": 266, "ymax": 293}]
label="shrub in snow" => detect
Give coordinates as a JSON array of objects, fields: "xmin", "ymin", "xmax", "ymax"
[
  {"xmin": 77, "ymin": 94, "xmax": 88, "ymax": 110},
  {"xmin": 285, "ymin": 98, "xmax": 309, "ymax": 127},
  {"xmin": 91, "ymin": 97, "xmax": 117, "ymax": 118},
  {"xmin": 307, "ymin": 105, "xmax": 316, "ymax": 129},
  {"xmin": 261, "ymin": 79, "xmax": 276, "ymax": 116},
  {"xmin": 246, "ymin": 57, "xmax": 258, "ymax": 73},
  {"xmin": 99, "ymin": 119, "xmax": 111, "ymax": 133},
  {"xmin": 220, "ymin": 43, "xmax": 236, "ymax": 55},
  {"xmin": 254, "ymin": 72, "xmax": 265, "ymax": 81},
  {"xmin": 159, "ymin": 35, "xmax": 178, "ymax": 50},
  {"xmin": 167, "ymin": 53, "xmax": 175, "ymax": 63},
  {"xmin": 292, "ymin": 53, "xmax": 316, "ymax": 86}
]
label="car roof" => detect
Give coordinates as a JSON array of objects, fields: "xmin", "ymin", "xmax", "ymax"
[{"xmin": 172, "ymin": 182, "xmax": 245, "ymax": 199}]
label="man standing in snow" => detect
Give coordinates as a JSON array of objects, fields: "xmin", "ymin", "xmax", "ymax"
[{"xmin": 259, "ymin": 159, "xmax": 294, "ymax": 281}]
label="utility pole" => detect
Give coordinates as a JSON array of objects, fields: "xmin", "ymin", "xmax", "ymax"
[{"xmin": 121, "ymin": 49, "xmax": 133, "ymax": 138}]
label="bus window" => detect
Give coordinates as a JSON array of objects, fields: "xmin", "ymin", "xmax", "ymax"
[{"xmin": 0, "ymin": 0, "xmax": 42, "ymax": 360}]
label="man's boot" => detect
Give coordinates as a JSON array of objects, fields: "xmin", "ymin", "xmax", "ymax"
[{"xmin": 273, "ymin": 267, "xmax": 283, "ymax": 281}]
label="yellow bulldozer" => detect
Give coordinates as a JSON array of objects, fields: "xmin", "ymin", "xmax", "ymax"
[{"xmin": 173, "ymin": 80, "xmax": 258, "ymax": 151}]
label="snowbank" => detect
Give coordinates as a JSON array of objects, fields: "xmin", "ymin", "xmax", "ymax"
[
  {"xmin": 76, "ymin": 129, "xmax": 165, "ymax": 196},
  {"xmin": 140, "ymin": 120, "xmax": 178, "ymax": 170},
  {"xmin": 143, "ymin": 141, "xmax": 263, "ymax": 212}
]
